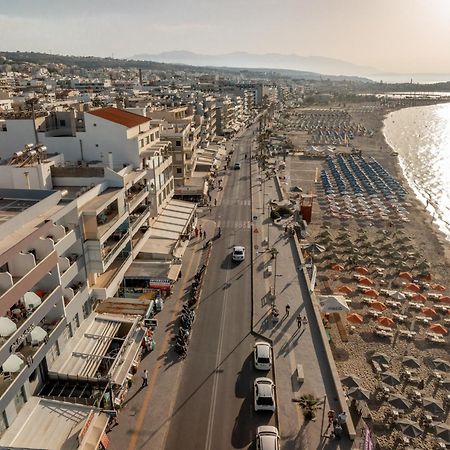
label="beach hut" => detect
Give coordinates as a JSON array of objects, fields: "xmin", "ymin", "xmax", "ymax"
[
  {"xmin": 421, "ymin": 307, "xmax": 437, "ymax": 318},
  {"xmin": 399, "ymin": 271, "xmax": 413, "ymax": 281},
  {"xmin": 412, "ymin": 293, "xmax": 427, "ymax": 303},
  {"xmin": 364, "ymin": 288, "xmax": 379, "ymax": 298},
  {"xmin": 405, "ymin": 283, "xmax": 421, "ymax": 292},
  {"xmin": 371, "ymin": 301, "xmax": 387, "ymax": 312},
  {"xmin": 377, "ymin": 316, "xmax": 395, "ymax": 328},
  {"xmin": 337, "ymin": 285, "xmax": 353, "ymax": 294},
  {"xmin": 347, "ymin": 313, "xmax": 364, "ymax": 324},
  {"xmin": 429, "ymin": 324, "xmax": 448, "ymax": 335}
]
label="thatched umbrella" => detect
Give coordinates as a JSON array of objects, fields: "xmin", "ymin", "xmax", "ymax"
[
  {"xmin": 380, "ymin": 372, "xmax": 401, "ymax": 387},
  {"xmin": 395, "ymin": 419, "xmax": 423, "ymax": 438},
  {"xmin": 387, "ymin": 394, "xmax": 411, "ymax": 411},
  {"xmin": 372, "ymin": 352, "xmax": 391, "ymax": 365},
  {"xmin": 341, "ymin": 374, "xmax": 362, "ymax": 389},
  {"xmin": 434, "ymin": 423, "xmax": 450, "ymax": 444},
  {"xmin": 402, "ymin": 356, "xmax": 421, "ymax": 369},
  {"xmin": 432, "ymin": 359, "xmax": 450, "ymax": 372},
  {"xmin": 422, "ymin": 397, "xmax": 444, "ymax": 416},
  {"xmin": 347, "ymin": 386, "xmax": 370, "ymax": 402}
]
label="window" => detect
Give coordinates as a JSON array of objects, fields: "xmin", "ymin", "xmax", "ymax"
[
  {"xmin": 47, "ymin": 341, "xmax": 60, "ymax": 365},
  {"xmin": 140, "ymin": 139, "xmax": 144, "ymax": 148},
  {"xmin": 158, "ymin": 193, "xmax": 162, "ymax": 206},
  {"xmin": 63, "ymin": 324, "xmax": 72, "ymax": 341},
  {"xmin": 0, "ymin": 411, "xmax": 8, "ymax": 433},
  {"xmin": 176, "ymin": 168, "xmax": 182, "ymax": 174},
  {"xmin": 14, "ymin": 387, "xmax": 26, "ymax": 413},
  {"xmin": 72, "ymin": 313, "xmax": 80, "ymax": 331},
  {"xmin": 146, "ymin": 136, "xmax": 150, "ymax": 144},
  {"xmin": 175, "ymin": 140, "xmax": 181, "ymax": 147},
  {"xmin": 59, "ymin": 119, "xmax": 66, "ymax": 127},
  {"xmin": 28, "ymin": 369, "xmax": 38, "ymax": 383}
]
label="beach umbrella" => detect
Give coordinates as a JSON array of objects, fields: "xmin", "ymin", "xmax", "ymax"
[
  {"xmin": 0, "ymin": 317, "xmax": 17, "ymax": 338},
  {"xmin": 377, "ymin": 316, "xmax": 395, "ymax": 328},
  {"xmin": 391, "ymin": 291, "xmax": 406, "ymax": 301},
  {"xmin": 337, "ymin": 285, "xmax": 353, "ymax": 294},
  {"xmin": 331, "ymin": 264, "xmax": 345, "ymax": 272},
  {"xmin": 24, "ymin": 291, "xmax": 42, "ymax": 309},
  {"xmin": 387, "ymin": 394, "xmax": 411, "ymax": 411},
  {"xmin": 372, "ymin": 352, "xmax": 391, "ymax": 365},
  {"xmin": 355, "ymin": 266, "xmax": 370, "ymax": 275},
  {"xmin": 347, "ymin": 313, "xmax": 364, "ymax": 324},
  {"xmin": 399, "ymin": 271, "xmax": 413, "ymax": 281},
  {"xmin": 431, "ymin": 284, "xmax": 447, "ymax": 292},
  {"xmin": 303, "ymin": 243, "xmax": 326, "ymax": 254},
  {"xmin": 412, "ymin": 293, "xmax": 427, "ymax": 302},
  {"xmin": 395, "ymin": 419, "xmax": 423, "ymax": 438},
  {"xmin": 360, "ymin": 277, "xmax": 375, "ymax": 286},
  {"xmin": 438, "ymin": 296, "xmax": 450, "ymax": 304},
  {"xmin": 421, "ymin": 307, "xmax": 437, "ymax": 317},
  {"xmin": 423, "ymin": 397, "xmax": 445, "ymax": 416},
  {"xmin": 440, "ymin": 377, "xmax": 450, "ymax": 390},
  {"xmin": 380, "ymin": 372, "xmax": 401, "ymax": 387},
  {"xmin": 347, "ymin": 386, "xmax": 370, "ymax": 402},
  {"xmin": 434, "ymin": 423, "xmax": 450, "ymax": 444},
  {"xmin": 30, "ymin": 326, "xmax": 47, "ymax": 345},
  {"xmin": 405, "ymin": 283, "xmax": 421, "ymax": 292},
  {"xmin": 2, "ymin": 354, "xmax": 24, "ymax": 373},
  {"xmin": 341, "ymin": 374, "xmax": 362, "ymax": 388},
  {"xmin": 401, "ymin": 356, "xmax": 421, "ymax": 369},
  {"xmin": 429, "ymin": 324, "xmax": 448, "ymax": 335},
  {"xmin": 364, "ymin": 288, "xmax": 379, "ymax": 298},
  {"xmin": 432, "ymin": 359, "xmax": 450, "ymax": 372},
  {"xmin": 319, "ymin": 295, "xmax": 350, "ymax": 313},
  {"xmin": 370, "ymin": 301, "xmax": 387, "ymax": 312}
]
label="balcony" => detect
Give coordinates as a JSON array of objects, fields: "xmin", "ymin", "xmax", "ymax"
[
  {"xmin": 127, "ymin": 185, "xmax": 148, "ymax": 213},
  {"xmin": 130, "ymin": 205, "xmax": 150, "ymax": 234},
  {"xmin": 102, "ymin": 232, "xmax": 130, "ymax": 268},
  {"xmin": 59, "ymin": 255, "xmax": 84, "ymax": 288}
]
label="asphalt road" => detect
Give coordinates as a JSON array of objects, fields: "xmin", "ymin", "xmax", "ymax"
[{"xmin": 165, "ymin": 126, "xmax": 276, "ymax": 450}]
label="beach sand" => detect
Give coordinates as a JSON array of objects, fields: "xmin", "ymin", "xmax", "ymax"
[{"xmin": 280, "ymin": 103, "xmax": 450, "ymax": 449}]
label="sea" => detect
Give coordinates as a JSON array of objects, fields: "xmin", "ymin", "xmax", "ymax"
[{"xmin": 383, "ymin": 102, "xmax": 450, "ymax": 240}]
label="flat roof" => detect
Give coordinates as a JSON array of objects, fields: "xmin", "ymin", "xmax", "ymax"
[
  {"xmin": 125, "ymin": 260, "xmax": 172, "ymax": 279},
  {"xmin": 0, "ymin": 396, "xmax": 108, "ymax": 450},
  {"xmin": 80, "ymin": 187, "xmax": 122, "ymax": 214}
]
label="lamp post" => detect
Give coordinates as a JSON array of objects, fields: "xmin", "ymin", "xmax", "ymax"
[{"xmin": 270, "ymin": 247, "xmax": 279, "ymax": 299}]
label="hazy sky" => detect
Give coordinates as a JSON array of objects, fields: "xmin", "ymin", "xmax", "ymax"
[{"xmin": 1, "ymin": 0, "xmax": 450, "ymax": 73}]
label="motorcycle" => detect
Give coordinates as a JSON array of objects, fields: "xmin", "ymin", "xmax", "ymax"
[
  {"xmin": 174, "ymin": 343, "xmax": 187, "ymax": 356},
  {"xmin": 178, "ymin": 327, "xmax": 190, "ymax": 338}
]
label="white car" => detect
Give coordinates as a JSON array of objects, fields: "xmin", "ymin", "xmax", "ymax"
[
  {"xmin": 254, "ymin": 377, "xmax": 276, "ymax": 412},
  {"xmin": 232, "ymin": 245, "xmax": 245, "ymax": 262},
  {"xmin": 256, "ymin": 426, "xmax": 280, "ymax": 450},
  {"xmin": 254, "ymin": 342, "xmax": 272, "ymax": 371}
]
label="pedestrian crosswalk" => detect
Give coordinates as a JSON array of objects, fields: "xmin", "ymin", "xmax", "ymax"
[
  {"xmin": 222, "ymin": 199, "xmax": 251, "ymax": 207},
  {"xmin": 216, "ymin": 220, "xmax": 252, "ymax": 229}
]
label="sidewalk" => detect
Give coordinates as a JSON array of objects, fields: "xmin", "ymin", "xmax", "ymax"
[
  {"xmin": 250, "ymin": 154, "xmax": 352, "ymax": 449},
  {"xmin": 108, "ymin": 218, "xmax": 216, "ymax": 450}
]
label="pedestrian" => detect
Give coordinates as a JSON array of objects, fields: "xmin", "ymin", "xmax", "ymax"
[
  {"xmin": 203, "ymin": 230, "xmax": 206, "ymax": 240},
  {"xmin": 327, "ymin": 410, "xmax": 336, "ymax": 427},
  {"xmin": 297, "ymin": 314, "xmax": 302, "ymax": 329},
  {"xmin": 302, "ymin": 316, "xmax": 308, "ymax": 325},
  {"xmin": 285, "ymin": 304, "xmax": 290, "ymax": 316},
  {"xmin": 141, "ymin": 369, "xmax": 148, "ymax": 387},
  {"xmin": 214, "ymin": 198, "xmax": 217, "ymax": 207},
  {"xmin": 195, "ymin": 227, "xmax": 199, "ymax": 238},
  {"xmin": 337, "ymin": 411, "xmax": 347, "ymax": 425},
  {"xmin": 209, "ymin": 206, "xmax": 212, "ymax": 214}
]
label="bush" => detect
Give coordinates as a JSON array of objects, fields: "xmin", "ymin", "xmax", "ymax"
[
  {"xmin": 271, "ymin": 209, "xmax": 281, "ymax": 220},
  {"xmin": 275, "ymin": 205, "xmax": 293, "ymax": 217}
]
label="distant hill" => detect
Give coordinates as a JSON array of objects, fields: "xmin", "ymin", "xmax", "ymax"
[
  {"xmin": 0, "ymin": 51, "xmax": 370, "ymax": 82},
  {"xmin": 132, "ymin": 50, "xmax": 378, "ymax": 77}
]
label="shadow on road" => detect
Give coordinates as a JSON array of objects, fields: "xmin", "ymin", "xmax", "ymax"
[{"xmin": 235, "ymin": 353, "xmax": 254, "ymax": 398}]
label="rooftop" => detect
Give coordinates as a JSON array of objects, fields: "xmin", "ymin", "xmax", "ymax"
[{"xmin": 88, "ymin": 107, "xmax": 150, "ymax": 128}]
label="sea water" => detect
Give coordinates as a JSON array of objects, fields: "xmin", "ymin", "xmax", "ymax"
[{"xmin": 383, "ymin": 102, "xmax": 450, "ymax": 240}]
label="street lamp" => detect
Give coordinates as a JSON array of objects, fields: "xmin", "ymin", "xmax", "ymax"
[{"xmin": 270, "ymin": 247, "xmax": 279, "ymax": 299}]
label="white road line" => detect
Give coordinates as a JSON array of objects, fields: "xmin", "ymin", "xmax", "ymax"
[{"xmin": 204, "ymin": 231, "xmax": 232, "ymax": 450}]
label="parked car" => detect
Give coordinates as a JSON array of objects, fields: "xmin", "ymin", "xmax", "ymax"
[
  {"xmin": 256, "ymin": 426, "xmax": 280, "ymax": 450},
  {"xmin": 232, "ymin": 245, "xmax": 245, "ymax": 262},
  {"xmin": 253, "ymin": 342, "xmax": 272, "ymax": 370},
  {"xmin": 254, "ymin": 377, "xmax": 276, "ymax": 412},
  {"xmin": 234, "ymin": 162, "xmax": 241, "ymax": 170}
]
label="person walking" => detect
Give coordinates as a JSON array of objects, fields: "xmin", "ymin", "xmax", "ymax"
[
  {"xmin": 203, "ymin": 230, "xmax": 207, "ymax": 240},
  {"xmin": 285, "ymin": 304, "xmax": 290, "ymax": 317},
  {"xmin": 195, "ymin": 227, "xmax": 199, "ymax": 238},
  {"xmin": 141, "ymin": 369, "xmax": 148, "ymax": 387},
  {"xmin": 297, "ymin": 314, "xmax": 302, "ymax": 329},
  {"xmin": 302, "ymin": 316, "xmax": 308, "ymax": 325},
  {"xmin": 214, "ymin": 198, "xmax": 217, "ymax": 207}
]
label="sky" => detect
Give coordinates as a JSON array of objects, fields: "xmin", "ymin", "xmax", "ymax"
[{"xmin": 1, "ymin": 0, "xmax": 450, "ymax": 74}]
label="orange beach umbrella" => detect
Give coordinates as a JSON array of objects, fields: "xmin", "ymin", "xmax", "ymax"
[
  {"xmin": 377, "ymin": 316, "xmax": 395, "ymax": 328},
  {"xmin": 332, "ymin": 264, "xmax": 345, "ymax": 272},
  {"xmin": 347, "ymin": 313, "xmax": 364, "ymax": 324},
  {"xmin": 438, "ymin": 296, "xmax": 450, "ymax": 304},
  {"xmin": 405, "ymin": 283, "xmax": 421, "ymax": 292},
  {"xmin": 399, "ymin": 271, "xmax": 413, "ymax": 281},
  {"xmin": 371, "ymin": 301, "xmax": 387, "ymax": 312},
  {"xmin": 431, "ymin": 284, "xmax": 447, "ymax": 292},
  {"xmin": 360, "ymin": 277, "xmax": 375, "ymax": 287},
  {"xmin": 364, "ymin": 288, "xmax": 379, "ymax": 298},
  {"xmin": 412, "ymin": 293, "xmax": 427, "ymax": 303},
  {"xmin": 355, "ymin": 266, "xmax": 369, "ymax": 275},
  {"xmin": 338, "ymin": 285, "xmax": 353, "ymax": 294},
  {"xmin": 421, "ymin": 307, "xmax": 437, "ymax": 317},
  {"xmin": 429, "ymin": 324, "xmax": 448, "ymax": 335}
]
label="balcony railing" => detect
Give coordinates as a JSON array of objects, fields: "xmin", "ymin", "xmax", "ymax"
[
  {"xmin": 130, "ymin": 206, "xmax": 150, "ymax": 232},
  {"xmin": 103, "ymin": 233, "xmax": 130, "ymax": 266}
]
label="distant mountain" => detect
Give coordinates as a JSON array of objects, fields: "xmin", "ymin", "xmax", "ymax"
[{"xmin": 132, "ymin": 50, "xmax": 379, "ymax": 77}]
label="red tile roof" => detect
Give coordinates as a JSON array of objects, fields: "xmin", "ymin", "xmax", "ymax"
[{"xmin": 88, "ymin": 107, "xmax": 150, "ymax": 128}]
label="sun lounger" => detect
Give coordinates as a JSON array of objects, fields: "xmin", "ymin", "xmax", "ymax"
[
  {"xmin": 368, "ymin": 309, "xmax": 381, "ymax": 318},
  {"xmin": 296, "ymin": 364, "xmax": 304, "ymax": 383}
]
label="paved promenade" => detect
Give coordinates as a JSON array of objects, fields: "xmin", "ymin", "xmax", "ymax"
[{"xmin": 250, "ymin": 151, "xmax": 353, "ymax": 449}]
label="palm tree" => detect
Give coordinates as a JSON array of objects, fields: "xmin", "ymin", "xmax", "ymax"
[{"xmin": 295, "ymin": 394, "xmax": 323, "ymax": 420}]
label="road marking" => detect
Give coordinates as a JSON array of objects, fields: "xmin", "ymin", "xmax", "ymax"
[
  {"xmin": 204, "ymin": 236, "xmax": 232, "ymax": 450},
  {"xmin": 126, "ymin": 248, "xmax": 198, "ymax": 450}
]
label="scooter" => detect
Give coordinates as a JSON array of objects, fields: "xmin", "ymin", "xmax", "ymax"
[
  {"xmin": 174, "ymin": 343, "xmax": 187, "ymax": 356},
  {"xmin": 176, "ymin": 336, "xmax": 188, "ymax": 347},
  {"xmin": 180, "ymin": 317, "xmax": 193, "ymax": 329},
  {"xmin": 178, "ymin": 327, "xmax": 190, "ymax": 338}
]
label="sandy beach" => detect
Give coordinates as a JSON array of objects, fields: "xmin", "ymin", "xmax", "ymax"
[{"xmin": 278, "ymin": 102, "xmax": 450, "ymax": 449}]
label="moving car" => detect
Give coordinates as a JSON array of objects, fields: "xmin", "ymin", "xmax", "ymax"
[
  {"xmin": 254, "ymin": 377, "xmax": 276, "ymax": 412},
  {"xmin": 232, "ymin": 245, "xmax": 245, "ymax": 262},
  {"xmin": 234, "ymin": 162, "xmax": 241, "ymax": 170},
  {"xmin": 256, "ymin": 426, "xmax": 280, "ymax": 450},
  {"xmin": 253, "ymin": 341, "xmax": 272, "ymax": 370}
]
